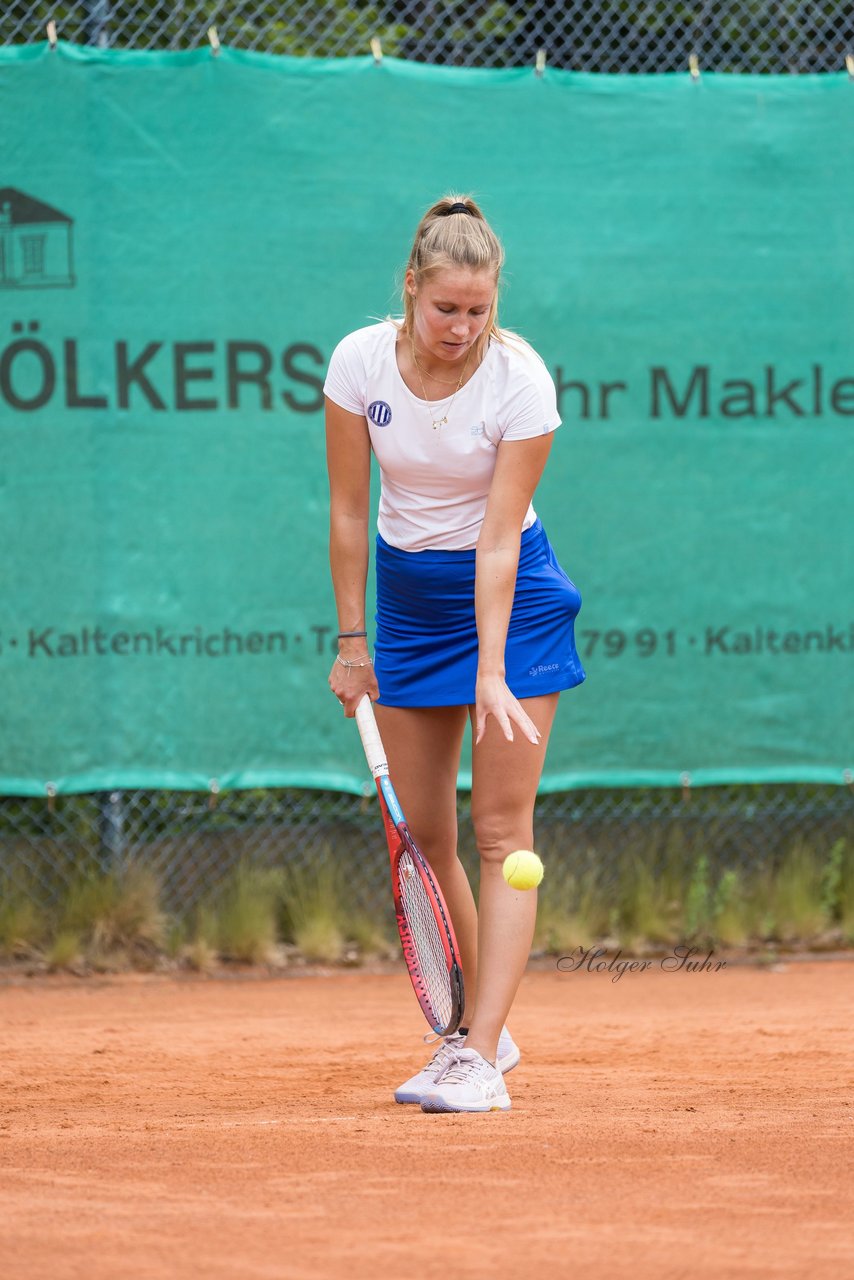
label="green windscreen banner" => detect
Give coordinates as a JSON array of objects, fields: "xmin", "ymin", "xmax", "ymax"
[{"xmin": 0, "ymin": 44, "xmax": 851, "ymax": 794}]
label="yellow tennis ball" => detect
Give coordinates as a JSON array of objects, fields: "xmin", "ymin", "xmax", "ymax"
[{"xmin": 502, "ymin": 850, "xmax": 544, "ymax": 890}]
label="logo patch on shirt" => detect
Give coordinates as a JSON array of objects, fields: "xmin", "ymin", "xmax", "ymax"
[
  {"xmin": 368, "ymin": 400, "xmax": 392, "ymax": 427},
  {"xmin": 469, "ymin": 421, "xmax": 485, "ymax": 437}
]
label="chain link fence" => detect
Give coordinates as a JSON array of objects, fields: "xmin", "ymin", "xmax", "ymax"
[
  {"xmin": 1, "ymin": 785, "xmax": 851, "ymax": 918},
  {"xmin": 5, "ymin": 1, "xmax": 854, "ymax": 72},
  {"xmin": 2, "ymin": 2, "xmax": 852, "ymax": 925}
]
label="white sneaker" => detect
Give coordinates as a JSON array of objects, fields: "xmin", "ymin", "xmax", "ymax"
[
  {"xmin": 420, "ymin": 1047, "xmax": 512, "ymax": 1113},
  {"xmin": 394, "ymin": 1026, "xmax": 520, "ymax": 1105},
  {"xmin": 394, "ymin": 1032, "xmax": 467, "ymax": 1104}
]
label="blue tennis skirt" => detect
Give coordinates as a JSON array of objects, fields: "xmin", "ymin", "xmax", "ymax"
[{"xmin": 374, "ymin": 518, "xmax": 585, "ymax": 707}]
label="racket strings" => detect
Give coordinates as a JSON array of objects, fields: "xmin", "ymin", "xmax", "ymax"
[{"xmin": 397, "ymin": 848, "xmax": 454, "ymax": 1031}]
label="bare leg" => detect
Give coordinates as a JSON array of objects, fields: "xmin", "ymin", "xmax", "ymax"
[
  {"xmin": 464, "ymin": 692, "xmax": 560, "ymax": 1064},
  {"xmin": 373, "ymin": 703, "xmax": 478, "ymax": 1023}
]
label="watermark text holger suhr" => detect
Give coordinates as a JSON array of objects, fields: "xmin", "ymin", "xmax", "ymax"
[{"xmin": 557, "ymin": 945, "xmax": 726, "ymax": 982}]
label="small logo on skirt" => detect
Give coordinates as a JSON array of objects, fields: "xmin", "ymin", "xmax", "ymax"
[
  {"xmin": 368, "ymin": 400, "xmax": 392, "ymax": 427},
  {"xmin": 529, "ymin": 662, "xmax": 560, "ymax": 677}
]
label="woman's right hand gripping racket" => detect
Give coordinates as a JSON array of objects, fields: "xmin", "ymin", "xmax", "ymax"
[{"xmin": 354, "ymin": 695, "xmax": 464, "ymax": 1037}]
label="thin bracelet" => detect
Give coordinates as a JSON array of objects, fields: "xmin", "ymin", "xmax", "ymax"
[
  {"xmin": 335, "ymin": 654, "xmax": 373, "ymax": 670},
  {"xmin": 337, "ymin": 630, "xmax": 368, "ymax": 639}
]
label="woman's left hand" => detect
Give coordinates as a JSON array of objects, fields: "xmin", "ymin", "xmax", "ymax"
[{"xmin": 474, "ymin": 673, "xmax": 542, "ymax": 746}]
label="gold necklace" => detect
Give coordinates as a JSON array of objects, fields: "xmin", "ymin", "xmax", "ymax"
[
  {"xmin": 410, "ymin": 344, "xmax": 463, "ymax": 386},
  {"xmin": 410, "ymin": 340, "xmax": 473, "ymax": 432}
]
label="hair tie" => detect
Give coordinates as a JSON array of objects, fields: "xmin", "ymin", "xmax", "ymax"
[{"xmin": 444, "ymin": 202, "xmax": 472, "ymax": 216}]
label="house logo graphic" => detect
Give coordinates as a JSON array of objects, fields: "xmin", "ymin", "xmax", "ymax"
[{"xmin": 0, "ymin": 187, "xmax": 75, "ymax": 290}]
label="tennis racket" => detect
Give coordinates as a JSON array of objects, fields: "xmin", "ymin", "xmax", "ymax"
[{"xmin": 355, "ymin": 694, "xmax": 464, "ymax": 1036}]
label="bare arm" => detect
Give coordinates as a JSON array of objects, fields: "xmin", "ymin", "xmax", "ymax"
[
  {"xmin": 475, "ymin": 432, "xmax": 554, "ymax": 743},
  {"xmin": 325, "ymin": 396, "xmax": 379, "ymax": 712}
]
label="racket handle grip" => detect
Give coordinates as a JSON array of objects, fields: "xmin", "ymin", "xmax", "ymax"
[{"xmin": 355, "ymin": 694, "xmax": 389, "ymax": 778}]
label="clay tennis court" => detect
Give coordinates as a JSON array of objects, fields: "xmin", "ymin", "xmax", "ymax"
[{"xmin": 1, "ymin": 957, "xmax": 851, "ymax": 1279}]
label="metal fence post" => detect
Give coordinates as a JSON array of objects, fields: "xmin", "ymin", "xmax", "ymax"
[
  {"xmin": 84, "ymin": 0, "xmax": 110, "ymax": 49},
  {"xmin": 98, "ymin": 791, "xmax": 126, "ymax": 870}
]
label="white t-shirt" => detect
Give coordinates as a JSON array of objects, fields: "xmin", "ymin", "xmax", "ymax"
[{"xmin": 324, "ymin": 321, "xmax": 561, "ymax": 552}]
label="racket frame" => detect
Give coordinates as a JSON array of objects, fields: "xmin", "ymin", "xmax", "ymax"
[{"xmin": 355, "ymin": 696, "xmax": 464, "ymax": 1036}]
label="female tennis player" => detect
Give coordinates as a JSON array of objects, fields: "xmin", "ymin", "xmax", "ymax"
[{"xmin": 324, "ymin": 194, "xmax": 585, "ymax": 1113}]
